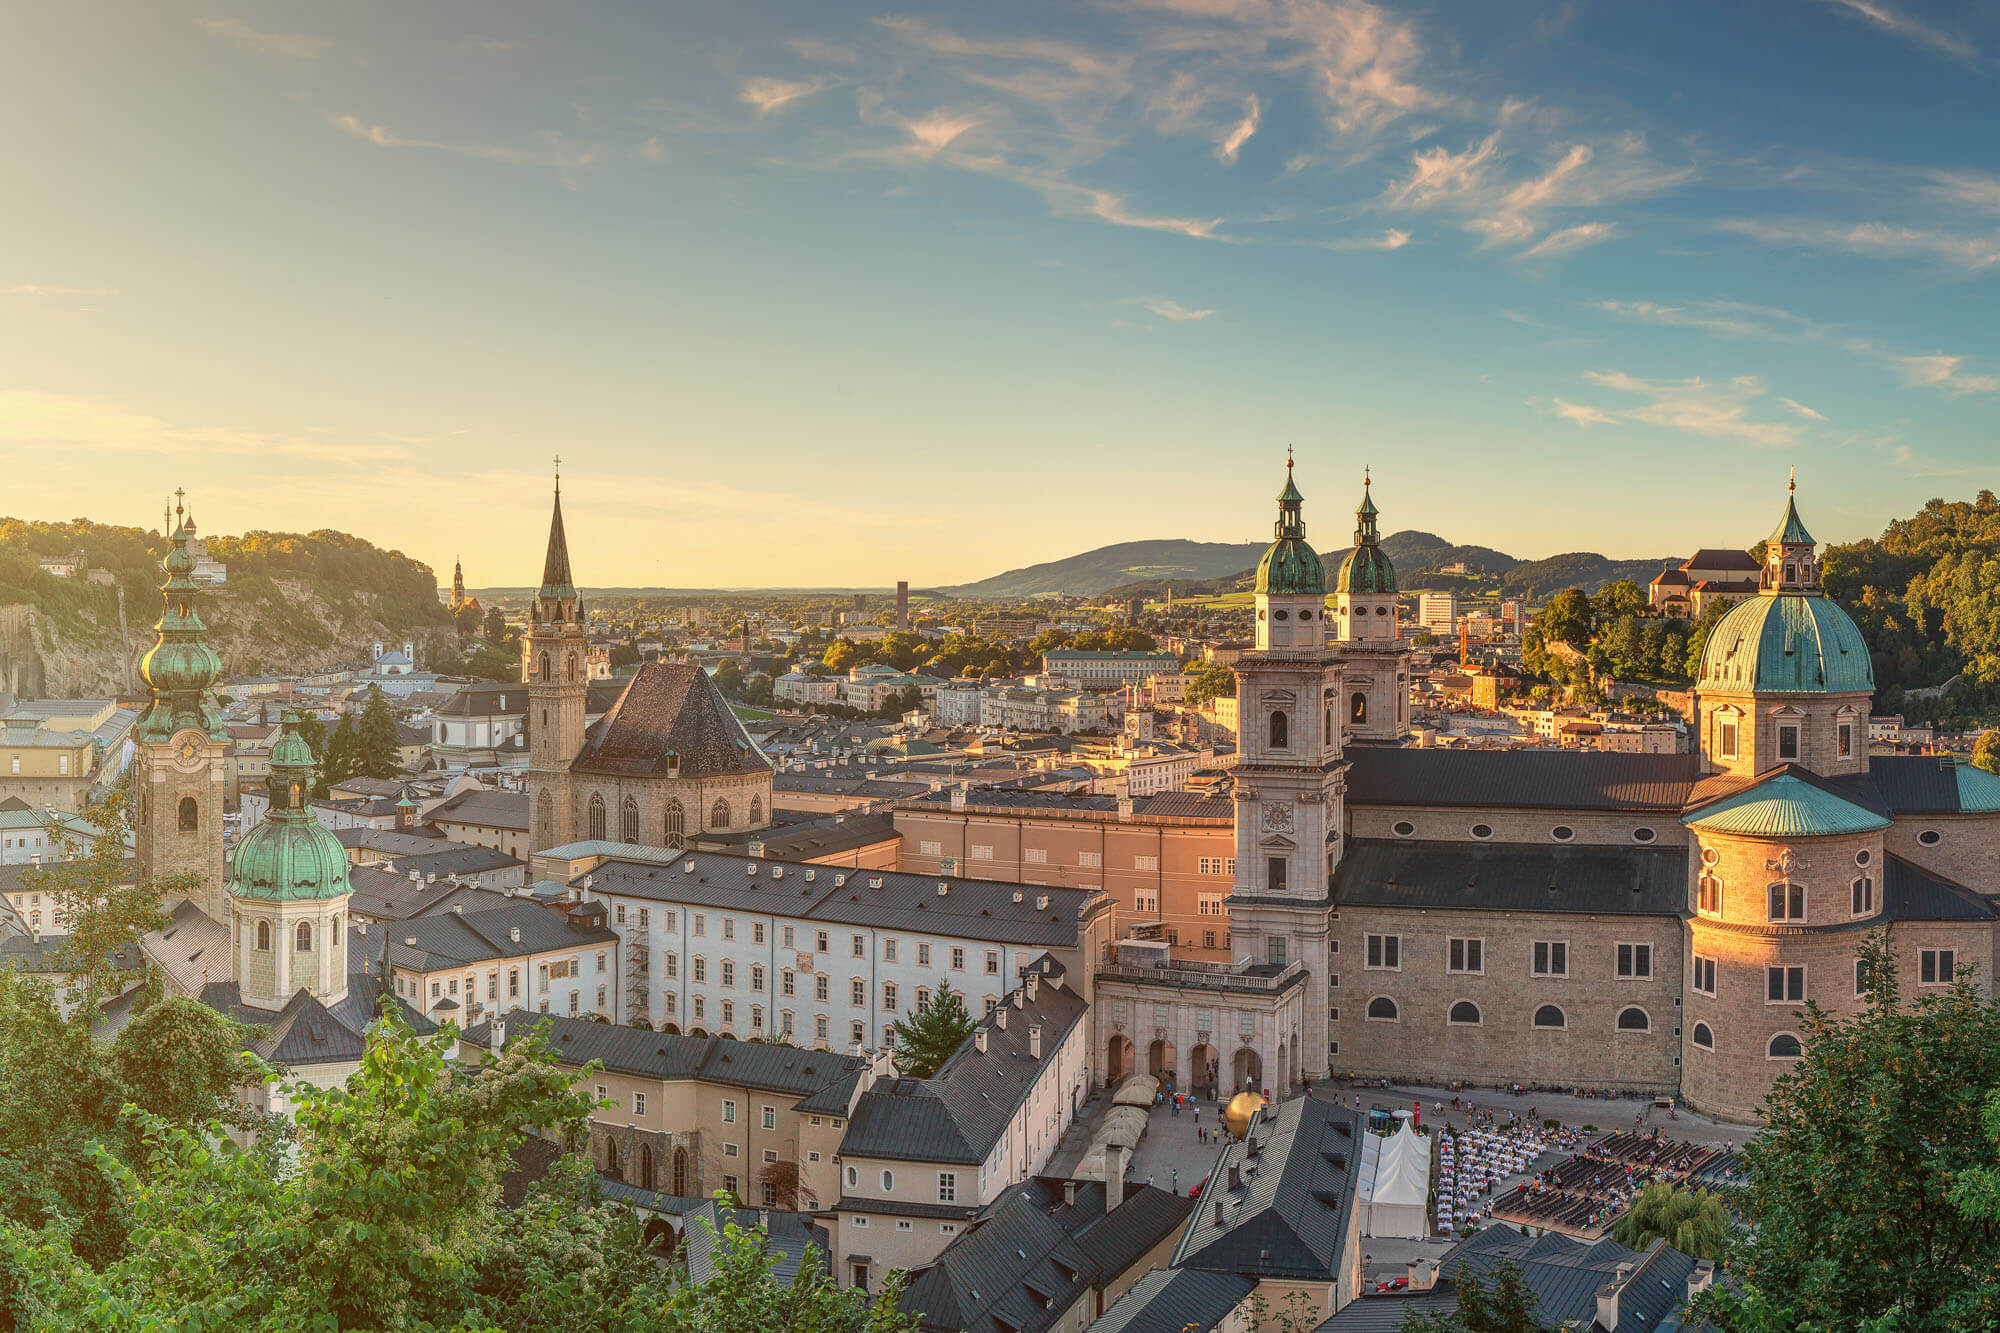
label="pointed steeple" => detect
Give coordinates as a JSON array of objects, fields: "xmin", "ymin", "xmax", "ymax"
[
  {"xmin": 1769, "ymin": 468, "xmax": 1815, "ymax": 548},
  {"xmin": 137, "ymin": 489, "xmax": 225, "ymax": 743},
  {"xmin": 1763, "ymin": 470, "xmax": 1820, "ymax": 594},
  {"xmin": 540, "ymin": 463, "xmax": 576, "ymax": 599},
  {"xmin": 1274, "ymin": 447, "xmax": 1306, "ymax": 541},
  {"xmin": 1353, "ymin": 468, "xmax": 1380, "ymax": 546}
]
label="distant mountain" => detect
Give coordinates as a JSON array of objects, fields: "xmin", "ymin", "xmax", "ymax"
[
  {"xmin": 1500, "ymin": 552, "xmax": 1677, "ymax": 600},
  {"xmin": 940, "ymin": 540, "xmax": 1267, "ymax": 599},
  {"xmin": 1378, "ymin": 530, "xmax": 1519, "ymax": 577}
]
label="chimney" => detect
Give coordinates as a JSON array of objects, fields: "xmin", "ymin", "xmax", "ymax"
[
  {"xmin": 975, "ymin": 1029, "xmax": 987, "ymax": 1053},
  {"xmin": 509, "ymin": 926, "xmax": 521, "ymax": 943},
  {"xmin": 1036, "ymin": 894, "xmax": 1049, "ymax": 911},
  {"xmin": 996, "ymin": 1006, "xmax": 1008, "ymax": 1029},
  {"xmin": 490, "ymin": 1018, "xmax": 506, "ymax": 1055},
  {"xmin": 949, "ymin": 787, "xmax": 967, "ymax": 812},
  {"xmin": 1105, "ymin": 1144, "xmax": 1128, "ymax": 1209},
  {"xmin": 1688, "ymin": 1259, "xmax": 1716, "ymax": 1301},
  {"xmin": 1029, "ymin": 1025, "xmax": 1042, "ymax": 1059},
  {"xmin": 758, "ymin": 1208, "xmax": 770, "ymax": 1230},
  {"xmin": 1117, "ymin": 795, "xmax": 1134, "ymax": 821},
  {"xmin": 1026, "ymin": 973, "xmax": 1039, "ymax": 1003},
  {"xmin": 1063, "ymin": 1179, "xmax": 1078, "ymax": 1207},
  {"xmin": 1598, "ymin": 1263, "xmax": 1635, "ymax": 1333},
  {"xmin": 1406, "ymin": 1259, "xmax": 1438, "ymax": 1293},
  {"xmin": 1227, "ymin": 1163, "xmax": 1241, "ymax": 1192}
]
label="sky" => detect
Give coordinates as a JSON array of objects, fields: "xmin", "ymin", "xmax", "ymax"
[{"xmin": 3, "ymin": 1, "xmax": 1998, "ymax": 590}]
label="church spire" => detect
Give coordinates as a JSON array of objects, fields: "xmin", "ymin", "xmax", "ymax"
[
  {"xmin": 1274, "ymin": 448, "xmax": 1306, "ymax": 541},
  {"xmin": 1353, "ymin": 468, "xmax": 1380, "ymax": 546},
  {"xmin": 540, "ymin": 460, "xmax": 576, "ymax": 599},
  {"xmin": 137, "ymin": 489, "xmax": 224, "ymax": 744}
]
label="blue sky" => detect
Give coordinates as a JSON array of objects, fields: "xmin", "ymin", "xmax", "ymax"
[{"xmin": 2, "ymin": 1, "xmax": 1996, "ymax": 587}]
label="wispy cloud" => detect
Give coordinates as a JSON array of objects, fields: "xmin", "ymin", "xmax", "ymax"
[
  {"xmin": 1218, "ymin": 94, "xmax": 1261, "ymax": 164},
  {"xmin": 1596, "ymin": 298, "xmax": 1999, "ymax": 394},
  {"xmin": 1323, "ymin": 228, "xmax": 1411, "ymax": 251},
  {"xmin": 907, "ymin": 111, "xmax": 980, "ymax": 154},
  {"xmin": 1812, "ymin": 0, "xmax": 1979, "ymax": 67},
  {"xmin": 1779, "ymin": 397, "xmax": 1827, "ymax": 420},
  {"xmin": 0, "ymin": 389, "xmax": 410, "ymax": 465},
  {"xmin": 1578, "ymin": 371, "xmax": 1806, "ymax": 448},
  {"xmin": 1535, "ymin": 396, "xmax": 1616, "ymax": 427},
  {"xmin": 4, "ymin": 284, "xmax": 116, "ymax": 298},
  {"xmin": 328, "ymin": 114, "xmax": 604, "ymax": 180},
  {"xmin": 1714, "ymin": 217, "xmax": 2000, "ymax": 273},
  {"xmin": 1519, "ymin": 220, "xmax": 1619, "ymax": 261},
  {"xmin": 196, "ymin": 17, "xmax": 332, "ymax": 60},
  {"xmin": 789, "ymin": 36, "xmax": 860, "ymax": 64},
  {"xmin": 740, "ymin": 75, "xmax": 840, "ymax": 114},
  {"xmin": 1142, "ymin": 298, "xmax": 1216, "ymax": 321}
]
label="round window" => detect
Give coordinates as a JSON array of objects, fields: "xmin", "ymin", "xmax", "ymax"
[
  {"xmin": 1918, "ymin": 830, "xmax": 1942, "ymax": 846},
  {"xmin": 1375, "ymin": 606, "xmax": 1389, "ymax": 615},
  {"xmin": 1273, "ymin": 609, "xmax": 1289, "ymax": 621},
  {"xmin": 1392, "ymin": 821, "xmax": 1415, "ymax": 837},
  {"xmin": 1471, "ymin": 824, "xmax": 1493, "ymax": 840},
  {"xmin": 1701, "ymin": 847, "xmax": 1719, "ymax": 865},
  {"xmin": 1855, "ymin": 848, "xmax": 1871, "ymax": 867},
  {"xmin": 1552, "ymin": 825, "xmax": 1574, "ymax": 842},
  {"xmin": 1299, "ymin": 609, "xmax": 1312, "ymax": 621},
  {"xmin": 1633, "ymin": 827, "xmax": 1657, "ymax": 843}
]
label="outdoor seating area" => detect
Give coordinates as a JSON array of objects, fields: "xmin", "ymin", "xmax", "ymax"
[
  {"xmin": 1489, "ymin": 1130, "xmax": 1739, "ymax": 1239},
  {"xmin": 1434, "ymin": 1125, "xmax": 1559, "ymax": 1233}
]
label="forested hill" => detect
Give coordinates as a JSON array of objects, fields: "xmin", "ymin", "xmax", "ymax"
[
  {"xmin": 1501, "ymin": 552, "xmax": 1678, "ymax": 601},
  {"xmin": 0, "ymin": 518, "xmax": 455, "ymax": 695},
  {"xmin": 942, "ymin": 539, "xmax": 1268, "ymax": 598},
  {"xmin": 1824, "ymin": 491, "xmax": 2000, "ymax": 723}
]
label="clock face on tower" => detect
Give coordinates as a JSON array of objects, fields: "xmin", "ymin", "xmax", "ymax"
[{"xmin": 172, "ymin": 729, "xmax": 207, "ymax": 770}]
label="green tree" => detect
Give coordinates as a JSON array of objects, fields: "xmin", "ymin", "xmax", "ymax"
[
  {"xmin": 886, "ymin": 979, "xmax": 977, "ymax": 1079},
  {"xmin": 1973, "ymin": 730, "xmax": 2000, "ymax": 776},
  {"xmin": 105, "ymin": 998, "xmax": 255, "ymax": 1133},
  {"xmin": 483, "ymin": 605, "xmax": 510, "ymax": 643},
  {"xmin": 712, "ymin": 659, "xmax": 745, "ymax": 699},
  {"xmin": 452, "ymin": 602, "xmax": 482, "ymax": 638},
  {"xmin": 1707, "ymin": 935, "xmax": 2000, "ymax": 1331},
  {"xmin": 1612, "ymin": 1181, "xmax": 1729, "ymax": 1259},
  {"xmin": 29, "ymin": 783, "xmax": 178, "ymax": 1011},
  {"xmin": 1593, "ymin": 577, "xmax": 1647, "ymax": 622},
  {"xmin": 1411, "ymin": 630, "xmax": 1439, "ymax": 647},
  {"xmin": 1398, "ymin": 1259, "xmax": 1539, "ymax": 1333},
  {"xmin": 1182, "ymin": 662, "xmax": 1238, "ymax": 709},
  {"xmin": 1538, "ymin": 588, "xmax": 1593, "ymax": 649},
  {"xmin": 321, "ymin": 713, "xmax": 357, "ymax": 795},
  {"xmin": 355, "ymin": 686, "xmax": 403, "ymax": 779}
]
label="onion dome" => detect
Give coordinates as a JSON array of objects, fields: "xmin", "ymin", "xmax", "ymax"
[
  {"xmin": 1334, "ymin": 471, "xmax": 1397, "ymax": 595},
  {"xmin": 1697, "ymin": 483, "xmax": 1873, "ymax": 696},
  {"xmin": 1254, "ymin": 456, "xmax": 1327, "ymax": 597},
  {"xmin": 137, "ymin": 498, "xmax": 227, "ymax": 743},
  {"xmin": 230, "ymin": 712, "xmax": 352, "ymax": 903}
]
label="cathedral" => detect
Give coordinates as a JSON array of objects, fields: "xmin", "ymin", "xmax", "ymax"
[
  {"xmin": 523, "ymin": 477, "xmax": 774, "ymax": 854},
  {"xmin": 1106, "ymin": 462, "xmax": 2000, "ymax": 1123}
]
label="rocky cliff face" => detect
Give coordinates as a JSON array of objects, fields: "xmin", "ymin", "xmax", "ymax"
[{"xmin": 0, "ymin": 577, "xmax": 461, "ymax": 698}]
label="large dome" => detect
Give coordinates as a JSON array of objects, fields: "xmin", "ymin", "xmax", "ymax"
[
  {"xmin": 1697, "ymin": 593, "xmax": 1874, "ymax": 695},
  {"xmin": 1335, "ymin": 544, "xmax": 1396, "ymax": 595},
  {"xmin": 1255, "ymin": 463, "xmax": 1326, "ymax": 596}
]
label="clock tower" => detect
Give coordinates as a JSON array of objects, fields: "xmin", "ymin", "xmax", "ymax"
[{"xmin": 134, "ymin": 494, "xmax": 229, "ymax": 922}]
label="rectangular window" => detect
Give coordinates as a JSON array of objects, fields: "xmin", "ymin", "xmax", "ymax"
[
  {"xmin": 1768, "ymin": 882, "xmax": 1805, "ymax": 922},
  {"xmin": 919, "ymin": 839, "xmax": 942, "ymax": 857},
  {"xmin": 814, "ymin": 975, "xmax": 828, "ymax": 1001},
  {"xmin": 851, "ymin": 1020, "xmax": 865, "ymax": 1045},
  {"xmin": 1697, "ymin": 875, "xmax": 1721, "ymax": 916},
  {"xmin": 1851, "ymin": 877, "xmax": 1874, "ymax": 915},
  {"xmin": 1266, "ymin": 937, "xmax": 1286, "ymax": 966},
  {"xmin": 850, "ymin": 978, "xmax": 865, "ymax": 1006},
  {"xmin": 1024, "ymin": 847, "xmax": 1048, "ymax": 865},
  {"xmin": 1266, "ymin": 857, "xmax": 1287, "ymax": 892},
  {"xmin": 1616, "ymin": 943, "xmax": 1653, "ymax": 979},
  {"xmin": 938, "ymin": 1172, "xmax": 957, "ymax": 1203},
  {"xmin": 1838, "ymin": 722, "xmax": 1853, "ymax": 758},
  {"xmin": 722, "ymin": 918, "xmax": 735, "ymax": 942},
  {"xmin": 1204, "ymin": 930, "xmax": 1216, "ymax": 949},
  {"xmin": 951, "ymin": 947, "xmax": 965, "ymax": 970},
  {"xmin": 665, "ymin": 954, "xmax": 678, "ymax": 979},
  {"xmin": 985, "ymin": 950, "xmax": 999, "ymax": 975},
  {"xmin": 721, "ymin": 960, "xmax": 735, "ymax": 987},
  {"xmin": 722, "ymin": 1100, "xmax": 736, "ymax": 1123},
  {"xmin": 762, "ymin": 1105, "xmax": 776, "ymax": 1130},
  {"xmin": 815, "ymin": 1015, "xmax": 828, "ymax": 1040},
  {"xmin": 1197, "ymin": 894, "xmax": 1223, "ymax": 916},
  {"xmin": 917, "ymin": 942, "xmax": 931, "ymax": 967},
  {"xmin": 1920, "ymin": 949, "xmax": 1956, "ymax": 985},
  {"xmin": 1134, "ymin": 855, "xmax": 1158, "ymax": 871},
  {"xmin": 970, "ymin": 844, "xmax": 994, "ymax": 861},
  {"xmin": 1855, "ymin": 957, "xmax": 1873, "ymax": 995},
  {"xmin": 1447, "ymin": 938, "xmax": 1484, "ymax": 975},
  {"xmin": 1079, "ymin": 850, "xmax": 1101, "ymax": 868},
  {"xmin": 508, "ymin": 968, "xmax": 519, "ymax": 998},
  {"xmin": 883, "ymin": 938, "xmax": 897, "ymax": 963},
  {"xmin": 693, "ymin": 957, "xmax": 706, "ymax": 983},
  {"xmin": 852, "ymin": 934, "xmax": 865, "ymax": 958},
  {"xmin": 753, "ymin": 922, "xmax": 765, "ymax": 945},
  {"xmin": 1693, "ymin": 955, "xmax": 1717, "ymax": 996},
  {"xmin": 640, "ymin": 908, "xmax": 652, "ymax": 930},
  {"xmin": 883, "ymin": 983, "xmax": 898, "ymax": 1012},
  {"xmin": 693, "ymin": 914, "xmax": 705, "ymax": 937},
  {"xmin": 1134, "ymin": 891, "xmax": 1159, "ymax": 914},
  {"xmin": 615, "ymin": 904, "xmax": 626, "ymax": 925},
  {"xmin": 1778, "ymin": 724, "xmax": 1800, "ymax": 760},
  {"xmin": 1718, "ymin": 719, "xmax": 1738, "ymax": 760},
  {"xmin": 815, "ymin": 930, "xmax": 829, "ymax": 953},
  {"xmin": 596, "ymin": 951, "xmax": 607, "ymax": 974},
  {"xmin": 567, "ymin": 991, "xmax": 579, "ymax": 1015},
  {"xmin": 782, "ymin": 924, "xmax": 795, "ymax": 948},
  {"xmin": 1365, "ymin": 935, "xmax": 1401, "ymax": 970},
  {"xmin": 1532, "ymin": 940, "xmax": 1569, "ymax": 978},
  {"xmin": 1766, "ymin": 965, "xmax": 1805, "ymax": 1004}
]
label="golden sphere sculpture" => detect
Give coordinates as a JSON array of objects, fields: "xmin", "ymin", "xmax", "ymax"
[{"xmin": 1223, "ymin": 1091, "xmax": 1267, "ymax": 1140}]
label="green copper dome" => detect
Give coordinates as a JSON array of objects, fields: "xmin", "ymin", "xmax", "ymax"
[
  {"xmin": 1255, "ymin": 460, "xmax": 1326, "ymax": 596},
  {"xmin": 1334, "ymin": 473, "xmax": 1396, "ymax": 594},
  {"xmin": 1684, "ymin": 772, "xmax": 1890, "ymax": 837},
  {"xmin": 137, "ymin": 507, "xmax": 227, "ymax": 743},
  {"xmin": 1697, "ymin": 593, "xmax": 1874, "ymax": 695},
  {"xmin": 231, "ymin": 712, "xmax": 352, "ymax": 903}
]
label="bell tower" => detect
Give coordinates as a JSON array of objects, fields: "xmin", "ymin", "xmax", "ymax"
[
  {"xmin": 525, "ymin": 463, "xmax": 588, "ymax": 851},
  {"xmin": 1331, "ymin": 470, "xmax": 1412, "ymax": 742},
  {"xmin": 133, "ymin": 492, "xmax": 229, "ymax": 922},
  {"xmin": 1227, "ymin": 454, "xmax": 1346, "ymax": 1087}
]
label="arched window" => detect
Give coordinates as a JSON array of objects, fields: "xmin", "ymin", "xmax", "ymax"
[
  {"xmin": 1448, "ymin": 1000, "xmax": 1481, "ymax": 1025},
  {"xmin": 639, "ymin": 1144, "xmax": 655, "ymax": 1192},
  {"xmin": 1324, "ymin": 705, "xmax": 1334, "ymax": 739},
  {"xmin": 295, "ymin": 921, "xmax": 312, "ymax": 952},
  {"xmin": 664, "ymin": 800, "xmax": 685, "ymax": 847},
  {"xmin": 1533, "ymin": 1004, "xmax": 1566, "ymax": 1029},
  {"xmin": 1366, "ymin": 996, "xmax": 1399, "ymax": 1021},
  {"xmin": 1768, "ymin": 1033, "xmax": 1802, "ymax": 1059},
  {"xmin": 587, "ymin": 794, "xmax": 606, "ymax": 841},
  {"xmin": 566, "ymin": 654, "xmax": 577, "ymax": 683},
  {"xmin": 1269, "ymin": 711, "xmax": 1289, "ymax": 749},
  {"xmin": 178, "ymin": 797, "xmax": 199, "ymax": 832},
  {"xmin": 536, "ymin": 790, "xmax": 554, "ymax": 838},
  {"xmin": 539, "ymin": 651, "xmax": 551, "ymax": 682},
  {"xmin": 1691, "ymin": 1022, "xmax": 1714, "ymax": 1050},
  {"xmin": 1350, "ymin": 692, "xmax": 1368, "ymax": 725},
  {"xmin": 710, "ymin": 799, "xmax": 730, "ymax": 830},
  {"xmin": 748, "ymin": 796, "xmax": 763, "ymax": 826},
  {"xmin": 1617, "ymin": 1006, "xmax": 1650, "ymax": 1032},
  {"xmin": 672, "ymin": 1147, "xmax": 689, "ymax": 1196},
  {"xmin": 604, "ymin": 1139, "xmax": 621, "ymax": 1180},
  {"xmin": 255, "ymin": 921, "xmax": 271, "ymax": 951},
  {"xmin": 620, "ymin": 796, "xmax": 639, "ymax": 844}
]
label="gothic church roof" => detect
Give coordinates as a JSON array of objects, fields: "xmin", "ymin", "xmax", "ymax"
[{"xmin": 572, "ymin": 662, "xmax": 772, "ymax": 780}]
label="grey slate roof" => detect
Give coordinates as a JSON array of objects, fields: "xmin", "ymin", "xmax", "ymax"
[
  {"xmin": 1172, "ymin": 1096, "xmax": 1364, "ymax": 1281},
  {"xmin": 432, "ymin": 686, "xmax": 527, "ymax": 718},
  {"xmin": 577, "ymin": 851, "xmax": 1103, "ymax": 948},
  {"xmin": 1870, "ymin": 754, "xmax": 1993, "ymax": 813},
  {"xmin": 839, "ymin": 972, "xmax": 1089, "ymax": 1166},
  {"xmin": 1333, "ymin": 838, "xmax": 1688, "ymax": 917},
  {"xmin": 1885, "ymin": 854, "xmax": 1999, "ymax": 922},
  {"xmin": 774, "ymin": 774, "xmax": 934, "ymax": 799},
  {"xmin": 574, "ymin": 662, "xmax": 770, "ymax": 779},
  {"xmin": 0, "ymin": 858, "xmax": 139, "ymax": 896},
  {"xmin": 386, "ymin": 900, "xmax": 617, "ymax": 972},
  {"xmin": 682, "ymin": 1201, "xmax": 828, "ymax": 1286},
  {"xmin": 387, "ymin": 844, "xmax": 523, "ymax": 878},
  {"xmin": 1087, "ymin": 1268, "xmax": 1257, "ymax": 1333},
  {"xmin": 752, "ymin": 812, "xmax": 899, "ymax": 860},
  {"xmin": 1344, "ymin": 749, "xmax": 1702, "ymax": 812},
  {"xmin": 336, "ymin": 827, "xmax": 450, "ymax": 856},
  {"xmin": 427, "ymin": 787, "xmax": 530, "ymax": 830},
  {"xmin": 1319, "ymin": 1225, "xmax": 1701, "ymax": 1333},
  {"xmin": 344, "ymin": 865, "xmax": 509, "ymax": 922},
  {"xmin": 465, "ymin": 1011, "xmax": 864, "ymax": 1095}
]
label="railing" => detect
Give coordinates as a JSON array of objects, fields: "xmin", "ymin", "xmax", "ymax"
[{"xmin": 1095, "ymin": 958, "xmax": 1308, "ymax": 995}]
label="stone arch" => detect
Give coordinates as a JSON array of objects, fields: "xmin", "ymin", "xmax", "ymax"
[
  {"xmin": 295, "ymin": 921, "xmax": 312, "ymax": 952},
  {"xmin": 1147, "ymin": 1038, "xmax": 1176, "ymax": 1083},
  {"xmin": 1533, "ymin": 1004, "xmax": 1566, "ymax": 1029},
  {"xmin": 1188, "ymin": 1042, "xmax": 1218, "ymax": 1100},
  {"xmin": 639, "ymin": 1143, "xmax": 656, "ymax": 1191},
  {"xmin": 673, "ymin": 1145, "xmax": 689, "ymax": 1195},
  {"xmin": 587, "ymin": 794, "xmax": 606, "ymax": 841},
  {"xmin": 1106, "ymin": 1033, "xmax": 1134, "ymax": 1084},
  {"xmin": 710, "ymin": 798, "xmax": 730, "ymax": 830},
  {"xmin": 749, "ymin": 796, "xmax": 763, "ymax": 826},
  {"xmin": 1366, "ymin": 996, "xmax": 1398, "ymax": 1021},
  {"xmin": 536, "ymin": 790, "xmax": 554, "ymax": 840},
  {"xmin": 1768, "ymin": 1032, "xmax": 1803, "ymax": 1059},
  {"xmin": 1447, "ymin": 1000, "xmax": 1481, "ymax": 1025},
  {"xmin": 539, "ymin": 651, "xmax": 551, "ymax": 682},
  {"xmin": 1692, "ymin": 1022, "xmax": 1715, "ymax": 1049},
  {"xmin": 255, "ymin": 920, "xmax": 270, "ymax": 951},
  {"xmin": 1269, "ymin": 710, "xmax": 1289, "ymax": 749},
  {"xmin": 1276, "ymin": 1039, "xmax": 1289, "ymax": 1094},
  {"xmin": 603, "ymin": 1136, "xmax": 622, "ymax": 1181},
  {"xmin": 178, "ymin": 796, "xmax": 199, "ymax": 832},
  {"xmin": 664, "ymin": 800, "xmax": 685, "ymax": 847},
  {"xmin": 620, "ymin": 796, "xmax": 639, "ymax": 843},
  {"xmin": 1617, "ymin": 1006, "xmax": 1650, "ymax": 1032},
  {"xmin": 1350, "ymin": 691, "xmax": 1368, "ymax": 725},
  {"xmin": 1232, "ymin": 1045, "xmax": 1262, "ymax": 1094}
]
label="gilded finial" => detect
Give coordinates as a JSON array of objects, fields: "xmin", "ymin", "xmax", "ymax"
[
  {"xmin": 554, "ymin": 454, "xmax": 562, "ymax": 496},
  {"xmin": 1788, "ymin": 466, "xmax": 1795, "ymax": 494}
]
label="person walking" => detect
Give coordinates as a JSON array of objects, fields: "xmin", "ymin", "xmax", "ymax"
[{"xmin": 1172, "ymin": 1168, "xmax": 1180, "ymax": 1194}]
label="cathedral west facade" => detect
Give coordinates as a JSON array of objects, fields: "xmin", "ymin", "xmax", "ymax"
[{"xmin": 1100, "ymin": 464, "xmax": 2000, "ymax": 1123}]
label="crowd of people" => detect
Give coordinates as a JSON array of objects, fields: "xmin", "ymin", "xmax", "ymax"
[
  {"xmin": 1488, "ymin": 1129, "xmax": 1737, "ymax": 1237},
  {"xmin": 1435, "ymin": 1123, "xmax": 1565, "ymax": 1233}
]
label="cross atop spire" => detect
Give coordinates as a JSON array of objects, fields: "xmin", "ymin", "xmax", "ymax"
[
  {"xmin": 554, "ymin": 454, "xmax": 562, "ymax": 496},
  {"xmin": 1789, "ymin": 465, "xmax": 1796, "ymax": 494}
]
